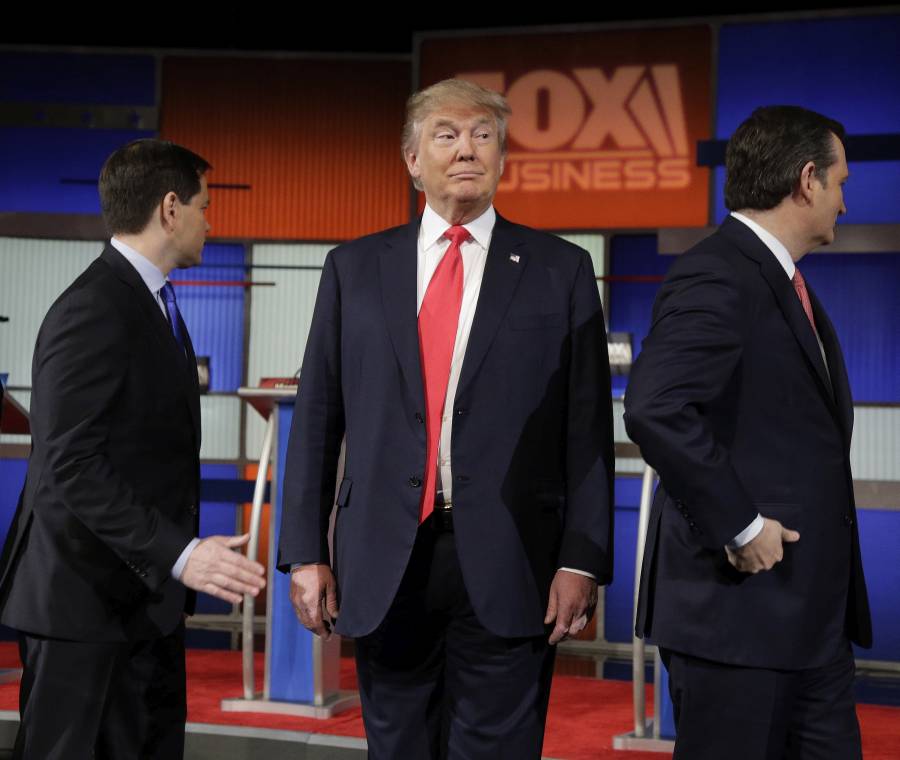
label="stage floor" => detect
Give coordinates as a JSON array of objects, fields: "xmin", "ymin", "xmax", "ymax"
[{"xmin": 0, "ymin": 644, "xmax": 897, "ymax": 759}]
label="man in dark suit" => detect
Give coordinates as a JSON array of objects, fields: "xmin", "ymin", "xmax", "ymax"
[
  {"xmin": 0, "ymin": 139, "xmax": 265, "ymax": 759},
  {"xmin": 624, "ymin": 106, "xmax": 871, "ymax": 759},
  {"xmin": 278, "ymin": 79, "xmax": 614, "ymax": 758}
]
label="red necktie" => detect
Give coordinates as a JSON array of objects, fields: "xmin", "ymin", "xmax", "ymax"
[
  {"xmin": 417, "ymin": 225, "xmax": 468, "ymax": 524},
  {"xmin": 792, "ymin": 268, "xmax": 818, "ymax": 335}
]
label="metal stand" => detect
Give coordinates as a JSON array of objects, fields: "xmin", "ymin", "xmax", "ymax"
[{"xmin": 613, "ymin": 464, "xmax": 675, "ymax": 753}]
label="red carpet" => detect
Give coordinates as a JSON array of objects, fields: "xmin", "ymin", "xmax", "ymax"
[{"xmin": 0, "ymin": 644, "xmax": 897, "ymax": 759}]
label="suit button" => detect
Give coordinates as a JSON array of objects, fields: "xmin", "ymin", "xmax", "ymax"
[
  {"xmin": 844, "ymin": 515, "xmax": 854, "ymax": 526},
  {"xmin": 456, "ymin": 475, "xmax": 469, "ymax": 483},
  {"xmin": 415, "ymin": 412, "xmax": 424, "ymax": 424},
  {"xmin": 187, "ymin": 503, "xmax": 197, "ymax": 516},
  {"xmin": 455, "ymin": 408, "xmax": 467, "ymax": 416},
  {"xmin": 688, "ymin": 521, "xmax": 696, "ymax": 529},
  {"xmin": 408, "ymin": 477, "xmax": 422, "ymax": 488}
]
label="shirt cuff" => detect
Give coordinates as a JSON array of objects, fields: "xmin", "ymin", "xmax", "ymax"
[
  {"xmin": 558, "ymin": 567, "xmax": 596, "ymax": 580},
  {"xmin": 728, "ymin": 514, "xmax": 764, "ymax": 549},
  {"xmin": 172, "ymin": 537, "xmax": 201, "ymax": 580}
]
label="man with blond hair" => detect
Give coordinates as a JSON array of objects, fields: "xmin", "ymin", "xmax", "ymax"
[{"xmin": 278, "ymin": 79, "xmax": 614, "ymax": 758}]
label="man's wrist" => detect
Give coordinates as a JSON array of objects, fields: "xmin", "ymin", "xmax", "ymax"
[{"xmin": 727, "ymin": 514, "xmax": 764, "ymax": 550}]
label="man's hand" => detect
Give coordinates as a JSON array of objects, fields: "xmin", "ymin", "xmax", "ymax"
[
  {"xmin": 290, "ymin": 563, "xmax": 339, "ymax": 640},
  {"xmin": 544, "ymin": 570, "xmax": 598, "ymax": 645},
  {"xmin": 726, "ymin": 517, "xmax": 800, "ymax": 574},
  {"xmin": 180, "ymin": 533, "xmax": 265, "ymax": 605}
]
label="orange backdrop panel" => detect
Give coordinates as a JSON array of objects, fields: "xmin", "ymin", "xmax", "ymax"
[
  {"xmin": 419, "ymin": 27, "xmax": 712, "ymax": 229},
  {"xmin": 161, "ymin": 56, "xmax": 411, "ymax": 240}
]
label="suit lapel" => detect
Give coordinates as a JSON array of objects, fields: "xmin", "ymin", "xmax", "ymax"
[
  {"xmin": 379, "ymin": 221, "xmax": 425, "ymax": 412},
  {"xmin": 720, "ymin": 218, "xmax": 836, "ymax": 405},
  {"xmin": 808, "ymin": 286, "xmax": 853, "ymax": 447},
  {"xmin": 178, "ymin": 311, "xmax": 202, "ymax": 448},
  {"xmin": 455, "ymin": 215, "xmax": 527, "ymax": 399}
]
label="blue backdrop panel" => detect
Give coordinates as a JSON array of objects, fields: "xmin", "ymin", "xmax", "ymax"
[
  {"xmin": 170, "ymin": 244, "xmax": 246, "ymax": 393},
  {"xmin": 606, "ymin": 477, "xmax": 644, "ymax": 644},
  {"xmin": 608, "ymin": 235, "xmax": 671, "ymax": 397},
  {"xmin": 0, "ymin": 51, "xmax": 157, "ymax": 215},
  {"xmin": 0, "ymin": 52, "xmax": 156, "ymax": 104},
  {"xmin": 0, "ymin": 458, "xmax": 27, "ymax": 545},
  {"xmin": 195, "ymin": 463, "xmax": 241, "ymax": 615},
  {"xmin": 187, "ymin": 463, "xmax": 241, "ymax": 648},
  {"xmin": 0, "ymin": 127, "xmax": 153, "ymax": 214},
  {"xmin": 802, "ymin": 253, "xmax": 899, "ymax": 403},
  {"xmin": 714, "ymin": 16, "xmax": 900, "ymax": 225},
  {"xmin": 855, "ymin": 509, "xmax": 900, "ymax": 662}
]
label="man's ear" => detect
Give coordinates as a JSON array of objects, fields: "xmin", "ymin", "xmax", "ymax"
[
  {"xmin": 404, "ymin": 150, "xmax": 421, "ymax": 181},
  {"xmin": 796, "ymin": 160, "xmax": 818, "ymax": 205},
  {"xmin": 160, "ymin": 191, "xmax": 179, "ymax": 232}
]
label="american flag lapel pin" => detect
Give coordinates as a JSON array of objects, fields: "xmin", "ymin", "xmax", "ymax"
[{"xmin": 509, "ymin": 254, "xmax": 520, "ymax": 264}]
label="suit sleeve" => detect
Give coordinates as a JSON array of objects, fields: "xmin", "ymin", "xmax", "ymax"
[
  {"xmin": 31, "ymin": 290, "xmax": 191, "ymax": 591},
  {"xmin": 277, "ymin": 250, "xmax": 345, "ymax": 570},
  {"xmin": 558, "ymin": 249, "xmax": 615, "ymax": 584},
  {"xmin": 623, "ymin": 251, "xmax": 758, "ymax": 548}
]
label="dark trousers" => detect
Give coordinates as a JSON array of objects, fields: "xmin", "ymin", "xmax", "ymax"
[
  {"xmin": 355, "ymin": 522, "xmax": 555, "ymax": 760},
  {"xmin": 661, "ymin": 646, "xmax": 861, "ymax": 760},
  {"xmin": 14, "ymin": 624, "xmax": 186, "ymax": 760}
]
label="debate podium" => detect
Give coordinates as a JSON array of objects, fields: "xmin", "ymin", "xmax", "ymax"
[{"xmin": 221, "ymin": 381, "xmax": 358, "ymax": 718}]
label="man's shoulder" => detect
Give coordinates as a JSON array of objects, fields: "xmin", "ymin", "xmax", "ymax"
[
  {"xmin": 669, "ymin": 221, "xmax": 754, "ymax": 279},
  {"xmin": 42, "ymin": 250, "xmax": 130, "ymax": 327},
  {"xmin": 330, "ymin": 223, "xmax": 413, "ymax": 259},
  {"xmin": 496, "ymin": 217, "xmax": 593, "ymax": 278}
]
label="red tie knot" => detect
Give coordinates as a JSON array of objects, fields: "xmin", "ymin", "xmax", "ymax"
[{"xmin": 444, "ymin": 225, "xmax": 470, "ymax": 248}]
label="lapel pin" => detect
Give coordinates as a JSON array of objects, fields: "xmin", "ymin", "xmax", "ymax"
[{"xmin": 509, "ymin": 254, "xmax": 520, "ymax": 264}]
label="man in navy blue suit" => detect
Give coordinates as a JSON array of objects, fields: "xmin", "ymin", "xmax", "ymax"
[
  {"xmin": 278, "ymin": 79, "xmax": 614, "ymax": 759},
  {"xmin": 625, "ymin": 106, "xmax": 871, "ymax": 759}
]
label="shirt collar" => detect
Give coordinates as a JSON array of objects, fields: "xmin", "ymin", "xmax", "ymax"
[
  {"xmin": 421, "ymin": 203, "xmax": 496, "ymax": 251},
  {"xmin": 110, "ymin": 237, "xmax": 168, "ymax": 294},
  {"xmin": 730, "ymin": 212, "xmax": 795, "ymax": 280}
]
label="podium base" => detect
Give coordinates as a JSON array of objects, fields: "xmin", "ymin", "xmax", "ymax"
[
  {"xmin": 221, "ymin": 691, "xmax": 361, "ymax": 720},
  {"xmin": 612, "ymin": 728, "xmax": 674, "ymax": 752}
]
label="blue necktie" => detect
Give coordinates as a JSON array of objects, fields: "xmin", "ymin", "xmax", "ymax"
[{"xmin": 159, "ymin": 282, "xmax": 186, "ymax": 355}]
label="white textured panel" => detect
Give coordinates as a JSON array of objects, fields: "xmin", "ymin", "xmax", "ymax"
[
  {"xmin": 613, "ymin": 398, "xmax": 645, "ymax": 473},
  {"xmin": 616, "ymin": 397, "xmax": 898, "ymax": 482},
  {"xmin": 557, "ymin": 233, "xmax": 606, "ymax": 307},
  {"xmin": 0, "ymin": 238, "xmax": 102, "ymax": 389},
  {"xmin": 245, "ymin": 244, "xmax": 331, "ymax": 457},
  {"xmin": 200, "ymin": 395, "xmax": 241, "ymax": 461},
  {"xmin": 851, "ymin": 407, "xmax": 899, "ymax": 481},
  {"xmin": 244, "ymin": 406, "xmax": 267, "ymax": 462}
]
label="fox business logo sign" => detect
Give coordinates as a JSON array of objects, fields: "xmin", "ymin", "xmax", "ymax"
[{"xmin": 463, "ymin": 67, "xmax": 692, "ymax": 193}]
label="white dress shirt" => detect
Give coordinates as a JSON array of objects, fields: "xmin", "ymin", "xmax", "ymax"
[
  {"xmin": 109, "ymin": 238, "xmax": 199, "ymax": 579},
  {"xmin": 416, "ymin": 206, "xmax": 592, "ymax": 580},
  {"xmin": 416, "ymin": 203, "xmax": 493, "ymax": 504}
]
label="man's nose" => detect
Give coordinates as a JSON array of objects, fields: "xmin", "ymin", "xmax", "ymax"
[{"xmin": 456, "ymin": 132, "xmax": 475, "ymax": 159}]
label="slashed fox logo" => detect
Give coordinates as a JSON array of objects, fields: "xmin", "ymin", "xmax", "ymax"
[{"xmin": 462, "ymin": 67, "xmax": 692, "ymax": 192}]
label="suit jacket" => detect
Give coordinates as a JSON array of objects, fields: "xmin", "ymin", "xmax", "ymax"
[
  {"xmin": 624, "ymin": 216, "xmax": 871, "ymax": 670},
  {"xmin": 277, "ymin": 213, "xmax": 615, "ymax": 639},
  {"xmin": 0, "ymin": 245, "xmax": 201, "ymax": 642}
]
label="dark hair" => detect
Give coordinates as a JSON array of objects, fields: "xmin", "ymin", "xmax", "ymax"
[
  {"xmin": 724, "ymin": 106, "xmax": 845, "ymax": 212},
  {"xmin": 99, "ymin": 139, "xmax": 211, "ymax": 234}
]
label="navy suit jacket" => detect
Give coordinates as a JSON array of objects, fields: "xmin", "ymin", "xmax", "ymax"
[
  {"xmin": 277, "ymin": 213, "xmax": 615, "ymax": 639},
  {"xmin": 0, "ymin": 246, "xmax": 200, "ymax": 641},
  {"xmin": 624, "ymin": 216, "xmax": 871, "ymax": 670}
]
